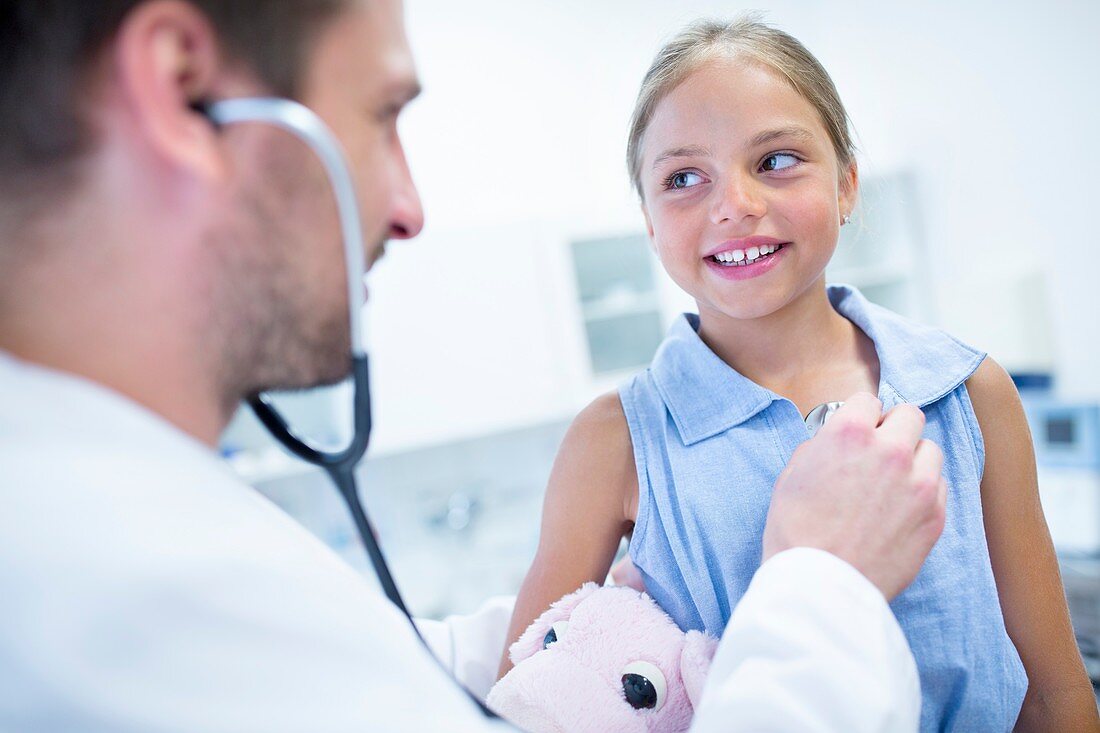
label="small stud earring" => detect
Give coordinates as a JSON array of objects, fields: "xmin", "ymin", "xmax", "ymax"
[{"xmin": 842, "ymin": 214, "xmax": 852, "ymax": 226}]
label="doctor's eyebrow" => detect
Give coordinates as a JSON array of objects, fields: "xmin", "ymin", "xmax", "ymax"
[{"xmin": 651, "ymin": 145, "xmax": 712, "ymax": 170}]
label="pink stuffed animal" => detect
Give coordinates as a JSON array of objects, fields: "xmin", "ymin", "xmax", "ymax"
[{"xmin": 487, "ymin": 583, "xmax": 718, "ymax": 733}]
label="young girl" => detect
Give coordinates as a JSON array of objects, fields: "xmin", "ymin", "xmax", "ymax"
[{"xmin": 499, "ymin": 17, "xmax": 1097, "ymax": 732}]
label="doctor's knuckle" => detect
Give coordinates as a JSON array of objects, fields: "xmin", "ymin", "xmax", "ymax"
[
  {"xmin": 911, "ymin": 472, "xmax": 940, "ymax": 501},
  {"xmin": 896, "ymin": 403, "xmax": 926, "ymax": 428},
  {"xmin": 835, "ymin": 419, "xmax": 873, "ymax": 447},
  {"xmin": 882, "ymin": 441, "xmax": 915, "ymax": 471}
]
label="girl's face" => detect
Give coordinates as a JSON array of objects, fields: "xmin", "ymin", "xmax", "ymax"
[{"xmin": 640, "ymin": 57, "xmax": 856, "ymax": 322}]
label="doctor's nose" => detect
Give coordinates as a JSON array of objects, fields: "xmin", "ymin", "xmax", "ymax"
[
  {"xmin": 388, "ymin": 147, "xmax": 424, "ymax": 240},
  {"xmin": 711, "ymin": 173, "xmax": 767, "ymax": 225}
]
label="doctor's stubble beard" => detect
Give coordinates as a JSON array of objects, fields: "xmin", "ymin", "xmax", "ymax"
[{"xmin": 206, "ymin": 147, "xmax": 359, "ymax": 406}]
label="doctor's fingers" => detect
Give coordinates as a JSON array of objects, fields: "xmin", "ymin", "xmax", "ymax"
[
  {"xmin": 911, "ymin": 436, "xmax": 944, "ymax": 479},
  {"xmin": 875, "ymin": 403, "xmax": 927, "ymax": 452},
  {"xmin": 910, "ymin": 439, "xmax": 948, "ymax": 524},
  {"xmin": 820, "ymin": 392, "xmax": 883, "ymax": 439}
]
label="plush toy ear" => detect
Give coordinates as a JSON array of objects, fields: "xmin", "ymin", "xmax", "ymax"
[
  {"xmin": 508, "ymin": 582, "xmax": 602, "ymax": 665},
  {"xmin": 679, "ymin": 630, "xmax": 719, "ymax": 711}
]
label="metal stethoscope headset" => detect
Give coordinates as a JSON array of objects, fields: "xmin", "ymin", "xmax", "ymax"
[{"xmin": 201, "ymin": 97, "xmax": 498, "ymax": 719}]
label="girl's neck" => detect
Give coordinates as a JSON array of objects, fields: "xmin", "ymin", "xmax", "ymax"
[{"xmin": 696, "ymin": 281, "xmax": 880, "ymax": 410}]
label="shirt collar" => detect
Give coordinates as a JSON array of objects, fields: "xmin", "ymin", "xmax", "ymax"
[
  {"xmin": 649, "ymin": 284, "xmax": 985, "ymax": 446},
  {"xmin": 649, "ymin": 314, "xmax": 776, "ymax": 446},
  {"xmin": 829, "ymin": 284, "xmax": 985, "ymax": 407},
  {"xmin": 0, "ymin": 349, "xmax": 238, "ymax": 483}
]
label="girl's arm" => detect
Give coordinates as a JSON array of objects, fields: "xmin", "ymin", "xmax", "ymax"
[
  {"xmin": 967, "ymin": 357, "xmax": 1099, "ymax": 731},
  {"xmin": 495, "ymin": 392, "xmax": 637, "ymax": 680}
]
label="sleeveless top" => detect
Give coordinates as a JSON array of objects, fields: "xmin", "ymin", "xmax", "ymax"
[{"xmin": 620, "ymin": 284, "xmax": 1027, "ymax": 731}]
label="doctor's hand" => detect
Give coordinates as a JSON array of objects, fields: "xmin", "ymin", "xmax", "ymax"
[{"xmin": 762, "ymin": 392, "xmax": 947, "ymax": 600}]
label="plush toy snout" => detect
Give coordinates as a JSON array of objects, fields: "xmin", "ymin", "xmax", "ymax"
[{"xmin": 487, "ymin": 583, "xmax": 719, "ymax": 733}]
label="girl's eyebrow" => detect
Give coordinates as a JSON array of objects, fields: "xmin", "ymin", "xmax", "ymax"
[
  {"xmin": 651, "ymin": 145, "xmax": 712, "ymax": 170},
  {"xmin": 748, "ymin": 126, "xmax": 815, "ymax": 149}
]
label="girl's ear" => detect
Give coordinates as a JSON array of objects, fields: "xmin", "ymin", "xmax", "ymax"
[{"xmin": 839, "ymin": 160, "xmax": 859, "ymax": 224}]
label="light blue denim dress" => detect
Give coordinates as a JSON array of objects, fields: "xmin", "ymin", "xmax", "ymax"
[{"xmin": 620, "ymin": 284, "xmax": 1027, "ymax": 731}]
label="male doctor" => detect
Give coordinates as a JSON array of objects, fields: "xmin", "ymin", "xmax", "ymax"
[{"xmin": 0, "ymin": 1, "xmax": 947, "ymax": 730}]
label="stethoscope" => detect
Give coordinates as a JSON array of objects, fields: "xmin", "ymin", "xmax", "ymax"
[
  {"xmin": 201, "ymin": 97, "xmax": 498, "ymax": 719},
  {"xmin": 805, "ymin": 401, "xmax": 843, "ymax": 437}
]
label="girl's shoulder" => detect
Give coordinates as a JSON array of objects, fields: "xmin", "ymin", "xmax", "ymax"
[
  {"xmin": 567, "ymin": 392, "xmax": 632, "ymax": 456},
  {"xmin": 557, "ymin": 391, "xmax": 638, "ymax": 524},
  {"xmin": 962, "ymin": 355, "xmax": 1021, "ymax": 434},
  {"xmin": 575, "ymin": 390, "xmax": 630, "ymax": 431}
]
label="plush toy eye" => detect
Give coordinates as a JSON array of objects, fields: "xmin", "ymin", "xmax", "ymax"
[
  {"xmin": 542, "ymin": 621, "xmax": 569, "ymax": 649},
  {"xmin": 621, "ymin": 661, "xmax": 667, "ymax": 711}
]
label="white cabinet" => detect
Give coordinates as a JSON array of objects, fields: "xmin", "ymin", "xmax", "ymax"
[{"xmin": 571, "ymin": 233, "xmax": 665, "ymax": 375}]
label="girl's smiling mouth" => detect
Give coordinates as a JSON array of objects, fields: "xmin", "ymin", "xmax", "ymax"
[{"xmin": 703, "ymin": 237, "xmax": 789, "ymax": 279}]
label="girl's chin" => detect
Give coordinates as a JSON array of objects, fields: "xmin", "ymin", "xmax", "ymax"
[
  {"xmin": 703, "ymin": 303, "xmax": 786, "ymax": 323},
  {"xmin": 696, "ymin": 294, "xmax": 781, "ymax": 320},
  {"xmin": 698, "ymin": 281, "xmax": 820, "ymax": 323}
]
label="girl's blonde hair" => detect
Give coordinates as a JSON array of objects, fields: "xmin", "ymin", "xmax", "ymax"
[{"xmin": 627, "ymin": 16, "xmax": 856, "ymax": 198}]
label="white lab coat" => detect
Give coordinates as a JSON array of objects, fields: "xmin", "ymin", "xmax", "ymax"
[{"xmin": 0, "ymin": 351, "xmax": 920, "ymax": 732}]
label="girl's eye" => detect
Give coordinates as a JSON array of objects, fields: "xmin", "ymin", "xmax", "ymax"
[
  {"xmin": 664, "ymin": 171, "xmax": 704, "ymax": 190},
  {"xmin": 760, "ymin": 153, "xmax": 800, "ymax": 172}
]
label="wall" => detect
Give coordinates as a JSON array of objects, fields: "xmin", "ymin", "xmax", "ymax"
[{"xmin": 358, "ymin": 0, "xmax": 1100, "ymax": 454}]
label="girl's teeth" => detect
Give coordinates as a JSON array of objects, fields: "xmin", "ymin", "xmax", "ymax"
[{"xmin": 711, "ymin": 243, "xmax": 785, "ymax": 267}]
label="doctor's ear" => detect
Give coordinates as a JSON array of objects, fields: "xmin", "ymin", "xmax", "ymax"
[{"xmin": 108, "ymin": 0, "xmax": 235, "ymax": 183}]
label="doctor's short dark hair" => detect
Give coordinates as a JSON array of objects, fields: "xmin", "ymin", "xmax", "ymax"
[{"xmin": 0, "ymin": 0, "xmax": 346, "ymax": 202}]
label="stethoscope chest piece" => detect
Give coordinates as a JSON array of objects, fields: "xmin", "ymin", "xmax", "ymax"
[{"xmin": 804, "ymin": 401, "xmax": 844, "ymax": 437}]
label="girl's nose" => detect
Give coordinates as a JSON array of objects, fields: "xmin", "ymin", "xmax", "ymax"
[{"xmin": 710, "ymin": 172, "xmax": 767, "ymax": 225}]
